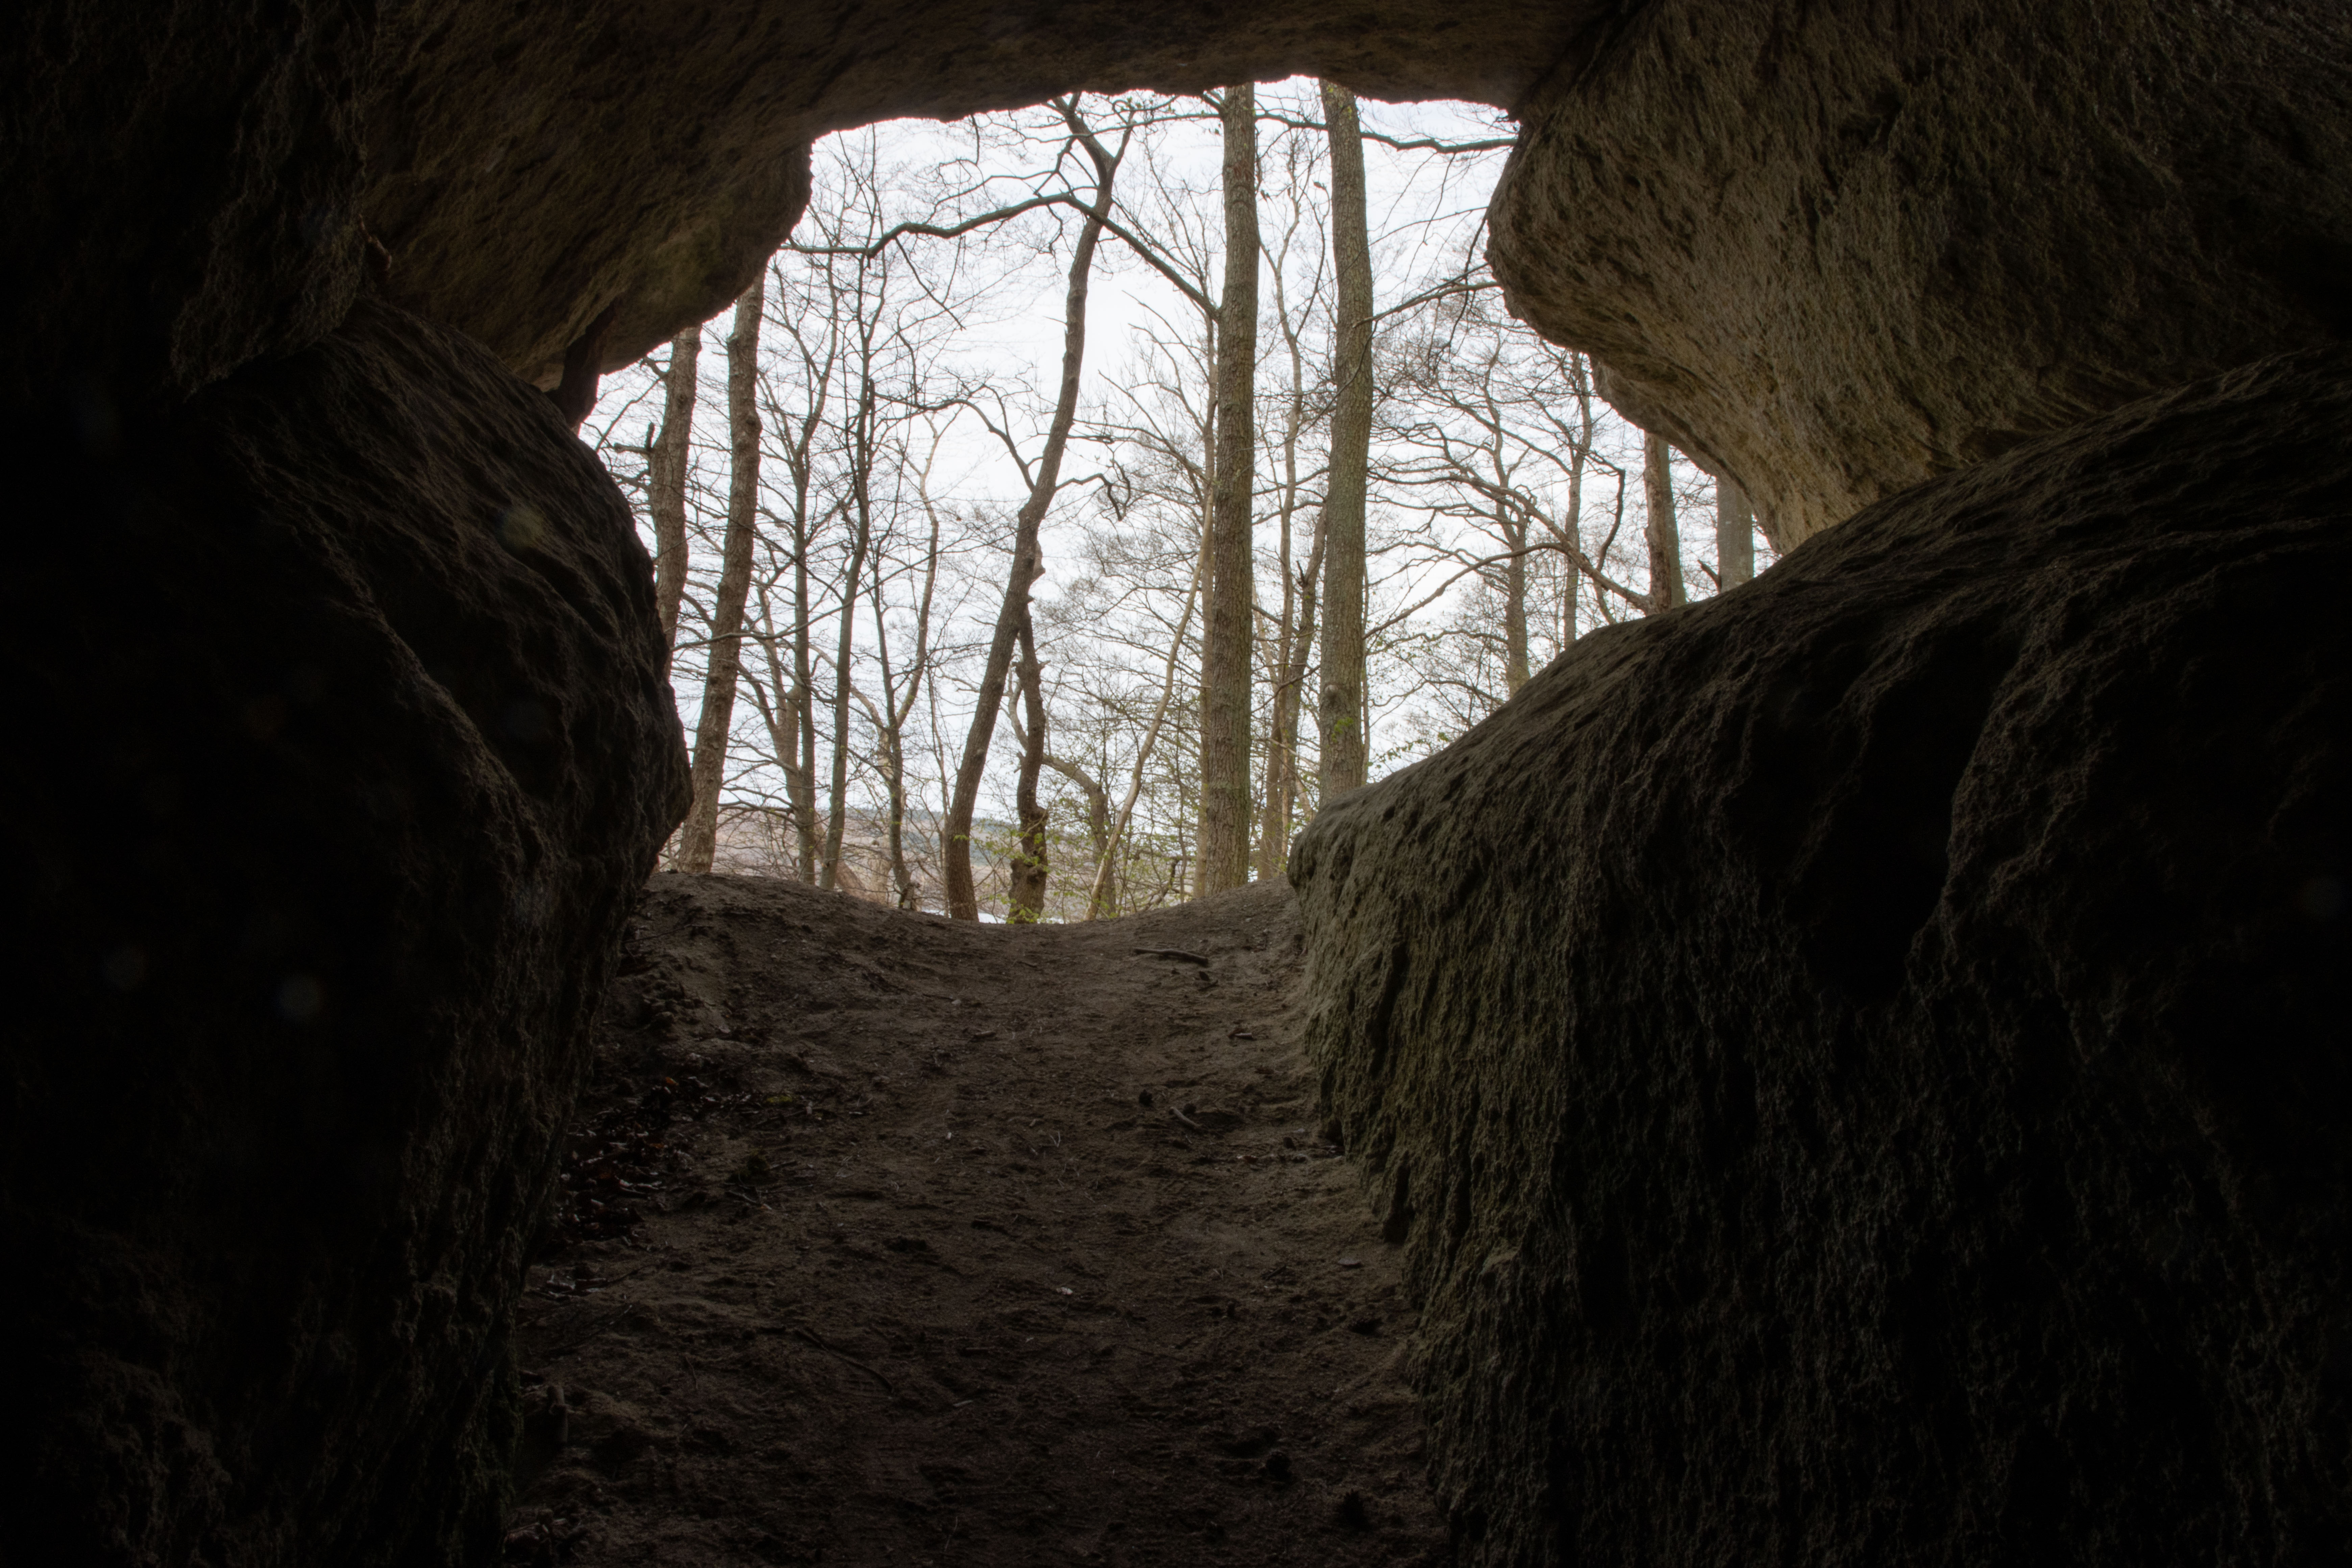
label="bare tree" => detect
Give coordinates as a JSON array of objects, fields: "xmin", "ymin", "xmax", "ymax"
[
  {"xmin": 1253, "ymin": 145, "xmax": 1331, "ymax": 878},
  {"xmin": 1718, "ymin": 475, "xmax": 1755, "ymax": 588},
  {"xmin": 850, "ymin": 457, "xmax": 947, "ymax": 908},
  {"xmin": 676, "ymin": 278, "xmax": 766, "ymax": 872},
  {"xmin": 1643, "ymin": 430, "xmax": 1685, "ymax": 613},
  {"xmin": 647, "ymin": 326, "xmax": 701, "ymax": 664},
  {"xmin": 1317, "ymin": 79, "xmax": 1373, "ymax": 800},
  {"xmin": 942, "ymin": 100, "xmax": 1130, "ymax": 920},
  {"xmin": 1006, "ymin": 612, "xmax": 1051, "ymax": 920},
  {"xmin": 820, "ymin": 368, "xmax": 879, "ymax": 891},
  {"xmin": 1196, "ymin": 82, "xmax": 1260, "ymax": 896},
  {"xmin": 1086, "ymin": 544, "xmax": 1205, "ymax": 918}
]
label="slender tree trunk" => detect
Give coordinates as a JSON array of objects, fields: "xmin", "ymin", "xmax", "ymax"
[
  {"xmin": 1318, "ymin": 79, "xmax": 1372, "ymax": 800},
  {"xmin": 1044, "ymin": 752, "xmax": 1109, "ymax": 906},
  {"xmin": 1717, "ymin": 475, "xmax": 1755, "ymax": 588},
  {"xmin": 1092, "ymin": 550, "xmax": 1205, "ymax": 920},
  {"xmin": 943, "ymin": 203, "xmax": 1109, "ymax": 919},
  {"xmin": 1565, "ymin": 373, "xmax": 1591, "ymax": 644},
  {"xmin": 1503, "ymin": 512, "xmax": 1531, "ymax": 692},
  {"xmin": 1196, "ymin": 82, "xmax": 1259, "ymax": 897},
  {"xmin": 1256, "ymin": 545, "xmax": 1294, "ymax": 881},
  {"xmin": 1643, "ymin": 430, "xmax": 1685, "ymax": 613},
  {"xmin": 791, "ymin": 508, "xmax": 818, "ymax": 881},
  {"xmin": 822, "ymin": 400, "xmax": 875, "ymax": 891},
  {"xmin": 749, "ymin": 590, "xmax": 811, "ymax": 835},
  {"xmin": 1007, "ymin": 612, "xmax": 1051, "ymax": 922},
  {"xmin": 1256, "ymin": 276, "xmax": 1315, "ymax": 882},
  {"xmin": 676, "ymin": 279, "xmax": 765, "ymax": 872},
  {"xmin": 1264, "ymin": 511, "xmax": 1325, "ymax": 869},
  {"xmin": 647, "ymin": 326, "xmax": 700, "ymax": 665},
  {"xmin": 883, "ymin": 492, "xmax": 943, "ymax": 909}
]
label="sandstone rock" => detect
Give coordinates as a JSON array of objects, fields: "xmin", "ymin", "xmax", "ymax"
[
  {"xmin": 1492, "ymin": 0, "xmax": 2352, "ymax": 546},
  {"xmin": 357, "ymin": 0, "xmax": 1595, "ymax": 381},
  {"xmin": 1294, "ymin": 346, "xmax": 2352, "ymax": 1565},
  {"xmin": 0, "ymin": 299, "xmax": 687, "ymax": 1564}
]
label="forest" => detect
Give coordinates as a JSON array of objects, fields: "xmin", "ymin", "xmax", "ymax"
[{"xmin": 579, "ymin": 80, "xmax": 1774, "ymax": 921}]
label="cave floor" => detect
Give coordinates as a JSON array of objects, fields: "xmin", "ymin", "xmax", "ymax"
[{"xmin": 506, "ymin": 872, "xmax": 1441, "ymax": 1567}]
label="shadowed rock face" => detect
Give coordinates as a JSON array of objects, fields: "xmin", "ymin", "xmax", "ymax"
[
  {"xmin": 1294, "ymin": 346, "xmax": 2352, "ymax": 1567},
  {"xmin": 0, "ymin": 300, "xmax": 686, "ymax": 1564}
]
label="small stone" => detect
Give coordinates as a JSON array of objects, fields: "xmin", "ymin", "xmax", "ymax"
[{"xmin": 1337, "ymin": 1256, "xmax": 1362, "ymax": 1269}]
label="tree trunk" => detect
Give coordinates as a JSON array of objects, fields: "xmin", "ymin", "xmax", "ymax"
[
  {"xmin": 791, "ymin": 513, "xmax": 818, "ymax": 882},
  {"xmin": 1091, "ymin": 550, "xmax": 1204, "ymax": 922},
  {"xmin": 1564, "ymin": 366, "xmax": 1592, "ymax": 644},
  {"xmin": 1262, "ymin": 511, "xmax": 1325, "ymax": 872},
  {"xmin": 1504, "ymin": 510, "xmax": 1531, "ymax": 692},
  {"xmin": 1318, "ymin": 79, "xmax": 1372, "ymax": 800},
  {"xmin": 647, "ymin": 325, "xmax": 700, "ymax": 665},
  {"xmin": 676, "ymin": 279, "xmax": 765, "ymax": 872},
  {"xmin": 876, "ymin": 495, "xmax": 940, "ymax": 910},
  {"xmin": 1044, "ymin": 752, "xmax": 1110, "ymax": 907},
  {"xmin": 822, "ymin": 388, "xmax": 876, "ymax": 891},
  {"xmin": 942, "ymin": 202, "xmax": 1109, "ymax": 919},
  {"xmin": 1007, "ymin": 612, "xmax": 1050, "ymax": 922},
  {"xmin": 1196, "ymin": 82, "xmax": 1259, "ymax": 897},
  {"xmin": 1643, "ymin": 430, "xmax": 1685, "ymax": 613},
  {"xmin": 1717, "ymin": 475, "xmax": 1755, "ymax": 588}
]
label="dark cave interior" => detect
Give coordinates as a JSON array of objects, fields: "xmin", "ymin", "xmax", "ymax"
[{"xmin": 2, "ymin": 1, "xmax": 2347, "ymax": 1562}]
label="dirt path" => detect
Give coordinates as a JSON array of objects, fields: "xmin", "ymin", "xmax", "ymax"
[{"xmin": 504, "ymin": 873, "xmax": 1443, "ymax": 1567}]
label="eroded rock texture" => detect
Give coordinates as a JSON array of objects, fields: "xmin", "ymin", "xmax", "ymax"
[
  {"xmin": 1296, "ymin": 348, "xmax": 2352, "ymax": 1566},
  {"xmin": 359, "ymin": 0, "xmax": 1594, "ymax": 383},
  {"xmin": 1491, "ymin": 0, "xmax": 2352, "ymax": 545},
  {"xmin": 0, "ymin": 300, "xmax": 686, "ymax": 1564}
]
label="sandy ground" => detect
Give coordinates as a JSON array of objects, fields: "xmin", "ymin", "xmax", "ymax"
[{"xmin": 503, "ymin": 872, "xmax": 1444, "ymax": 1567}]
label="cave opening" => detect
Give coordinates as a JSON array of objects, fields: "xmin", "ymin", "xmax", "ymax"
[{"xmin": 3, "ymin": 1, "xmax": 2348, "ymax": 1563}]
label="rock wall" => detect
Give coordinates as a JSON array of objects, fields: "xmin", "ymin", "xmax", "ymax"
[
  {"xmin": 1491, "ymin": 0, "xmax": 2352, "ymax": 546},
  {"xmin": 1294, "ymin": 347, "xmax": 2352, "ymax": 1565},
  {"xmin": 0, "ymin": 300, "xmax": 686, "ymax": 1563}
]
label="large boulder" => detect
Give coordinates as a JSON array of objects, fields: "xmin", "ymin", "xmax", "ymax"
[
  {"xmin": 0, "ymin": 299, "xmax": 686, "ymax": 1564},
  {"xmin": 1295, "ymin": 346, "xmax": 2352, "ymax": 1566},
  {"xmin": 1489, "ymin": 0, "xmax": 2352, "ymax": 545}
]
